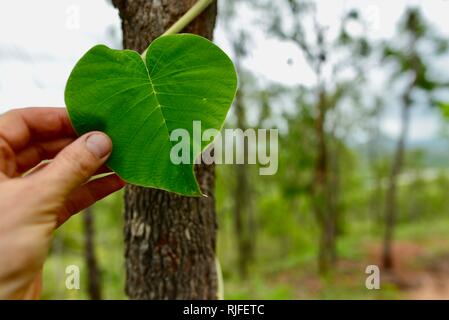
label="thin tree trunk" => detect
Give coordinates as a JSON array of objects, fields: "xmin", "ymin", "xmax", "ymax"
[
  {"xmin": 313, "ymin": 87, "xmax": 335, "ymax": 275},
  {"xmin": 319, "ymin": 218, "xmax": 336, "ymax": 272},
  {"xmin": 367, "ymin": 111, "xmax": 383, "ymax": 225},
  {"xmin": 382, "ymin": 28, "xmax": 419, "ymax": 270},
  {"xmin": 328, "ymin": 137, "xmax": 340, "ymax": 264},
  {"xmin": 382, "ymin": 100, "xmax": 411, "ymax": 270},
  {"xmin": 234, "ymin": 163, "xmax": 250, "ymax": 278},
  {"xmin": 83, "ymin": 207, "xmax": 102, "ymax": 300},
  {"xmin": 233, "ymin": 85, "xmax": 253, "ymax": 279},
  {"xmin": 246, "ymin": 190, "xmax": 256, "ymax": 265},
  {"xmin": 112, "ymin": 0, "xmax": 219, "ymax": 299}
]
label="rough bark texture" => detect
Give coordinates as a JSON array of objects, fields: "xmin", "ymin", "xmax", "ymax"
[
  {"xmin": 112, "ymin": 0, "xmax": 218, "ymax": 299},
  {"xmin": 83, "ymin": 207, "xmax": 102, "ymax": 300}
]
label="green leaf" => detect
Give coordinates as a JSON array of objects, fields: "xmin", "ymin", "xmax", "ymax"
[
  {"xmin": 437, "ymin": 101, "xmax": 449, "ymax": 120},
  {"xmin": 65, "ymin": 34, "xmax": 237, "ymax": 196}
]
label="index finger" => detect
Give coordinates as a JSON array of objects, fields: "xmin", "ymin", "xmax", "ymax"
[{"xmin": 0, "ymin": 107, "xmax": 76, "ymax": 152}]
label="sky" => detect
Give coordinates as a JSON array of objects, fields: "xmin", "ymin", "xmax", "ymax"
[{"xmin": 0, "ymin": 0, "xmax": 448, "ymax": 142}]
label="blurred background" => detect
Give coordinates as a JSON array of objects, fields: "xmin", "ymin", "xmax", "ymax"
[{"xmin": 2, "ymin": 0, "xmax": 449, "ymax": 299}]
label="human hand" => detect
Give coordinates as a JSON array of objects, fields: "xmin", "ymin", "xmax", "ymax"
[{"xmin": 0, "ymin": 107, "xmax": 125, "ymax": 299}]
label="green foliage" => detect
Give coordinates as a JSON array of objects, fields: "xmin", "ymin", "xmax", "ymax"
[
  {"xmin": 437, "ymin": 101, "xmax": 449, "ymax": 119},
  {"xmin": 65, "ymin": 34, "xmax": 237, "ymax": 196},
  {"xmin": 383, "ymin": 7, "xmax": 448, "ymax": 95}
]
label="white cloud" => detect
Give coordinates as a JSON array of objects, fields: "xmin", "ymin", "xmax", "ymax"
[{"xmin": 0, "ymin": 0, "xmax": 121, "ymax": 110}]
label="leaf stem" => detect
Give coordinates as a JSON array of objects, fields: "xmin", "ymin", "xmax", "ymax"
[
  {"xmin": 163, "ymin": 0, "xmax": 214, "ymax": 36},
  {"xmin": 141, "ymin": 0, "xmax": 215, "ymax": 58}
]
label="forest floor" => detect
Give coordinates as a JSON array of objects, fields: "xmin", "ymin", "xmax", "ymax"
[
  {"xmin": 265, "ymin": 239, "xmax": 449, "ymax": 299},
  {"xmin": 224, "ymin": 220, "xmax": 449, "ymax": 300},
  {"xmin": 393, "ymin": 243, "xmax": 449, "ymax": 299}
]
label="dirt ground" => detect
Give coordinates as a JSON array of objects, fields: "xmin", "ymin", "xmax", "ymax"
[
  {"xmin": 370, "ymin": 242, "xmax": 449, "ymax": 299},
  {"xmin": 271, "ymin": 241, "xmax": 449, "ymax": 299}
]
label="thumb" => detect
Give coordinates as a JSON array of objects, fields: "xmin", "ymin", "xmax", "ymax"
[{"xmin": 35, "ymin": 131, "xmax": 112, "ymax": 195}]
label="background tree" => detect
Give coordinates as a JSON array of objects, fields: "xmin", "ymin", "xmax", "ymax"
[
  {"xmin": 381, "ymin": 7, "xmax": 449, "ymax": 270},
  {"xmin": 265, "ymin": 0, "xmax": 371, "ymax": 274},
  {"xmin": 112, "ymin": 0, "xmax": 219, "ymax": 299},
  {"xmin": 83, "ymin": 207, "xmax": 102, "ymax": 300},
  {"xmin": 220, "ymin": 0, "xmax": 256, "ymax": 279}
]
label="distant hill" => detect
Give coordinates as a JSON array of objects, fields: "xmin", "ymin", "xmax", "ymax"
[
  {"xmin": 408, "ymin": 138, "xmax": 449, "ymax": 168},
  {"xmin": 355, "ymin": 136, "xmax": 449, "ymax": 169}
]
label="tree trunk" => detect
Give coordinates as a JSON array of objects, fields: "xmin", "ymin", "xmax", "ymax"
[
  {"xmin": 312, "ymin": 87, "xmax": 336, "ymax": 275},
  {"xmin": 318, "ymin": 218, "xmax": 336, "ymax": 273},
  {"xmin": 328, "ymin": 136, "xmax": 341, "ymax": 262},
  {"xmin": 367, "ymin": 110, "xmax": 384, "ymax": 225},
  {"xmin": 382, "ymin": 101, "xmax": 411, "ymax": 271},
  {"xmin": 83, "ymin": 207, "xmax": 102, "ymax": 300},
  {"xmin": 233, "ymin": 85, "xmax": 254, "ymax": 279},
  {"xmin": 112, "ymin": 0, "xmax": 219, "ymax": 299}
]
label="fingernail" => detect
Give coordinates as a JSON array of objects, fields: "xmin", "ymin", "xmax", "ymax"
[{"xmin": 85, "ymin": 133, "xmax": 112, "ymax": 158}]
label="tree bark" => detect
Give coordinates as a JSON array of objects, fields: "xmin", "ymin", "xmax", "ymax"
[
  {"xmin": 83, "ymin": 207, "xmax": 102, "ymax": 300},
  {"xmin": 112, "ymin": 0, "xmax": 219, "ymax": 299}
]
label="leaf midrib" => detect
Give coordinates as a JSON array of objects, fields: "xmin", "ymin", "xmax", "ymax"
[
  {"xmin": 143, "ymin": 54, "xmax": 192, "ymax": 189},
  {"xmin": 143, "ymin": 57, "xmax": 170, "ymax": 142}
]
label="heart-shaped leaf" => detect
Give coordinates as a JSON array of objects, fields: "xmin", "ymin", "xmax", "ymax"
[{"xmin": 65, "ymin": 34, "xmax": 237, "ymax": 196}]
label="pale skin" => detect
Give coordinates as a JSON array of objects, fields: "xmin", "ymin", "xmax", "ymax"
[{"xmin": 0, "ymin": 107, "xmax": 125, "ymax": 299}]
